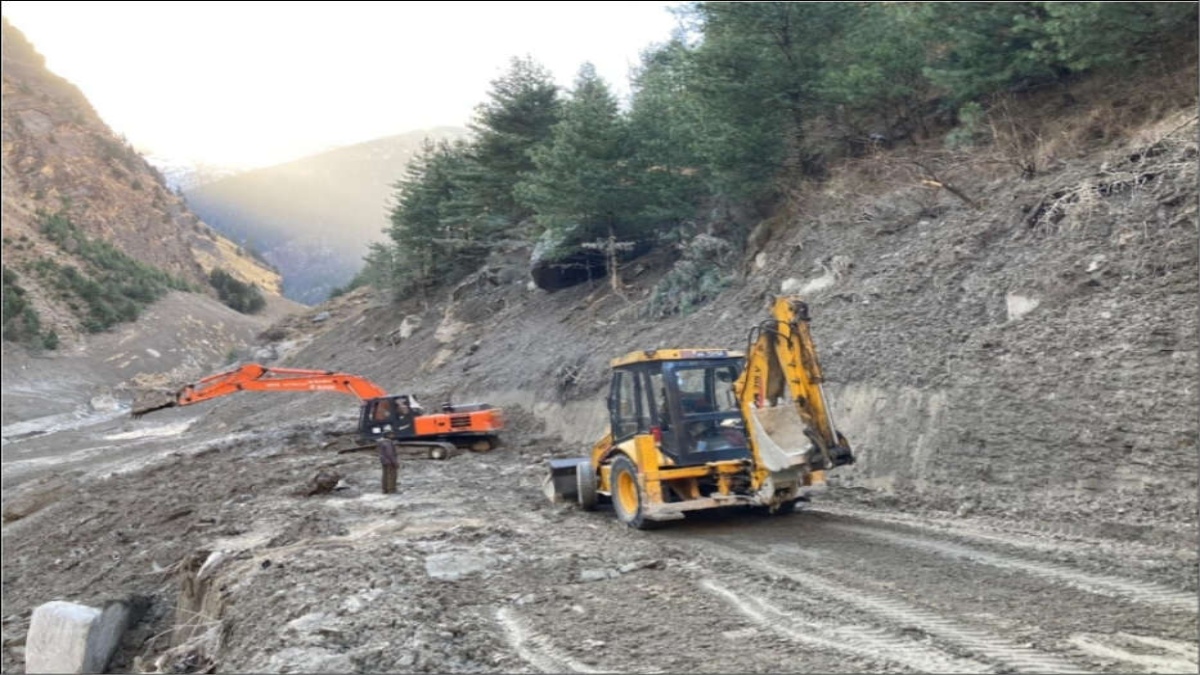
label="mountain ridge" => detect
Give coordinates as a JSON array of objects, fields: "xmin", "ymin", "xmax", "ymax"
[
  {"xmin": 184, "ymin": 126, "xmax": 470, "ymax": 304},
  {"xmin": 1, "ymin": 17, "xmax": 299, "ymax": 373}
]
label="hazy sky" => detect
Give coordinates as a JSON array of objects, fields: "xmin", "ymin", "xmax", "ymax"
[{"xmin": 4, "ymin": 1, "xmax": 685, "ymax": 168}]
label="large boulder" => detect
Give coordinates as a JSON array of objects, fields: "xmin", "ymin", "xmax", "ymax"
[
  {"xmin": 25, "ymin": 599, "xmax": 132, "ymax": 673},
  {"xmin": 530, "ymin": 248, "xmax": 608, "ymax": 291},
  {"xmin": 528, "ymin": 225, "xmax": 652, "ymax": 292}
]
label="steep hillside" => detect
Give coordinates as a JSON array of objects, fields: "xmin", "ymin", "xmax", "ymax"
[
  {"xmin": 227, "ymin": 68, "xmax": 1197, "ymax": 532},
  {"xmin": 1, "ymin": 18, "xmax": 304, "ymax": 428},
  {"xmin": 183, "ymin": 127, "xmax": 469, "ymax": 304},
  {"xmin": 0, "ymin": 18, "xmax": 286, "ymax": 347}
]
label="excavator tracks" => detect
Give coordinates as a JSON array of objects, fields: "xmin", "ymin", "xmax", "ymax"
[{"xmin": 330, "ymin": 439, "xmax": 460, "ymax": 460}]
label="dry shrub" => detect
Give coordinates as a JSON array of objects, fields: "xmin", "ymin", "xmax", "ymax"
[
  {"xmin": 779, "ymin": 59, "xmax": 1197, "ymax": 236},
  {"xmin": 643, "ymin": 234, "xmax": 736, "ymax": 318},
  {"xmin": 1023, "ymin": 115, "xmax": 1197, "ymax": 236},
  {"xmin": 985, "ymin": 58, "xmax": 1198, "ymax": 176}
]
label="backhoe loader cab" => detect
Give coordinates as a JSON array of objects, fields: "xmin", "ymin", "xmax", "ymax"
[
  {"xmin": 609, "ymin": 351, "xmax": 751, "ymax": 464},
  {"xmin": 545, "ymin": 296, "xmax": 854, "ymax": 529}
]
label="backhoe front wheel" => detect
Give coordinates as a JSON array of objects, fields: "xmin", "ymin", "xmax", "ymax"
[
  {"xmin": 610, "ymin": 456, "xmax": 652, "ymax": 529},
  {"xmin": 576, "ymin": 461, "xmax": 597, "ymax": 511}
]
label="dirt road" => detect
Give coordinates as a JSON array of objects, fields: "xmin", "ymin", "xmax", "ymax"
[{"xmin": 1, "ymin": 412, "xmax": 1194, "ymax": 674}]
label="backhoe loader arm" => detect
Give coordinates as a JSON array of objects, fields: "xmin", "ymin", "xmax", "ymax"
[
  {"xmin": 736, "ymin": 296, "xmax": 854, "ymax": 471},
  {"xmin": 132, "ymin": 363, "xmax": 390, "ymax": 416}
]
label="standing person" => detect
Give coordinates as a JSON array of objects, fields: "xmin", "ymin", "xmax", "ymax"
[{"xmin": 378, "ymin": 432, "xmax": 399, "ymax": 494}]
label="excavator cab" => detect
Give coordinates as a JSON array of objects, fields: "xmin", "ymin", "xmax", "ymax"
[
  {"xmin": 609, "ymin": 357, "xmax": 750, "ymax": 465},
  {"xmin": 359, "ymin": 395, "xmax": 423, "ymax": 439}
]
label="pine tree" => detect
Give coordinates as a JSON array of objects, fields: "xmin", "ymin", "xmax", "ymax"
[
  {"xmin": 626, "ymin": 40, "xmax": 707, "ymax": 229},
  {"xmin": 915, "ymin": 2, "xmax": 1061, "ymax": 105},
  {"xmin": 517, "ymin": 63, "xmax": 637, "ymax": 255},
  {"xmin": 466, "ymin": 56, "xmax": 562, "ymax": 226},
  {"xmin": 386, "ymin": 139, "xmax": 484, "ymax": 291},
  {"xmin": 817, "ymin": 3, "xmax": 928, "ymax": 142},
  {"xmin": 683, "ymin": 2, "xmax": 852, "ymax": 204}
]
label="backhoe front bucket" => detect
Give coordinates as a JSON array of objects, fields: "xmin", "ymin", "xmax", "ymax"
[{"xmin": 544, "ymin": 457, "xmax": 589, "ymax": 503}]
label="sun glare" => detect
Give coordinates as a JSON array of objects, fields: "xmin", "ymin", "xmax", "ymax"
[{"xmin": 2, "ymin": 1, "xmax": 683, "ymax": 168}]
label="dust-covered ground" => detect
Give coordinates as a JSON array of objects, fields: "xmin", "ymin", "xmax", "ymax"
[{"xmin": 1, "ymin": 404, "xmax": 1195, "ymax": 674}]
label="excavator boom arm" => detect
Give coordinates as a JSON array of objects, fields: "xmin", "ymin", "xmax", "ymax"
[{"xmin": 133, "ymin": 363, "xmax": 390, "ymax": 416}]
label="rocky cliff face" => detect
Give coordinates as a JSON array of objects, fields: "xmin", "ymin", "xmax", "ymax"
[{"xmin": 0, "ymin": 18, "xmax": 284, "ymax": 343}]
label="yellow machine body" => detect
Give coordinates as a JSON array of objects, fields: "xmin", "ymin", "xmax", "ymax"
[{"xmin": 545, "ymin": 297, "xmax": 853, "ymax": 529}]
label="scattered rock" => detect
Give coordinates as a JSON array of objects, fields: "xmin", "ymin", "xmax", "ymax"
[
  {"xmin": 721, "ymin": 627, "xmax": 759, "ymax": 641},
  {"xmin": 780, "ymin": 277, "xmax": 804, "ymax": 294},
  {"xmin": 1005, "ymin": 292, "xmax": 1040, "ymax": 321},
  {"xmin": 148, "ymin": 640, "xmax": 217, "ymax": 675},
  {"xmin": 579, "ymin": 568, "xmax": 619, "ymax": 583},
  {"xmin": 1, "ymin": 476, "xmax": 72, "ymax": 523},
  {"xmin": 194, "ymin": 551, "xmax": 229, "ymax": 583},
  {"xmin": 305, "ymin": 469, "xmax": 341, "ymax": 497},
  {"xmin": 263, "ymin": 646, "xmax": 353, "ymax": 673},
  {"xmin": 89, "ymin": 393, "xmax": 121, "ymax": 412},
  {"xmin": 388, "ymin": 315, "xmax": 423, "ymax": 344},
  {"xmin": 424, "ymin": 552, "xmax": 490, "ymax": 581},
  {"xmin": 248, "ymin": 344, "xmax": 277, "ymax": 362},
  {"xmin": 617, "ymin": 560, "xmax": 662, "ymax": 574},
  {"xmin": 286, "ymin": 612, "xmax": 335, "ymax": 637}
]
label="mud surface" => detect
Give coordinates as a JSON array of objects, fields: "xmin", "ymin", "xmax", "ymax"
[{"xmin": 1, "ymin": 409, "xmax": 1195, "ymax": 674}]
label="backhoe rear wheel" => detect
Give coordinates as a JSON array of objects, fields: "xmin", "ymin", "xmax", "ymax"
[{"xmin": 610, "ymin": 456, "xmax": 652, "ymax": 529}]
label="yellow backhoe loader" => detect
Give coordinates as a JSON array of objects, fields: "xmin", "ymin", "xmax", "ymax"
[{"xmin": 544, "ymin": 295, "xmax": 854, "ymax": 528}]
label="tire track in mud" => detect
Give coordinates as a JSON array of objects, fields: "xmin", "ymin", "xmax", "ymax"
[
  {"xmin": 1068, "ymin": 633, "xmax": 1199, "ymax": 673},
  {"xmin": 495, "ymin": 606, "xmax": 610, "ymax": 674},
  {"xmin": 822, "ymin": 521, "xmax": 1198, "ymax": 613},
  {"xmin": 699, "ymin": 578, "xmax": 993, "ymax": 673},
  {"xmin": 811, "ymin": 505, "xmax": 1197, "ymax": 570},
  {"xmin": 702, "ymin": 542, "xmax": 1093, "ymax": 674}
]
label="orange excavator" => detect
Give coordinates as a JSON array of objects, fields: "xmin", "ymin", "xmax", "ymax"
[{"xmin": 131, "ymin": 363, "xmax": 504, "ymax": 459}]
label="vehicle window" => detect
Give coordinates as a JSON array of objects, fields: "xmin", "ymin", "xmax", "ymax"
[
  {"xmin": 373, "ymin": 399, "xmax": 393, "ymax": 421},
  {"xmin": 638, "ymin": 371, "xmax": 657, "ymax": 431},
  {"xmin": 712, "ymin": 365, "xmax": 740, "ymax": 413},
  {"xmin": 612, "ymin": 371, "xmax": 638, "ymax": 440},
  {"xmin": 676, "ymin": 365, "xmax": 740, "ymax": 415}
]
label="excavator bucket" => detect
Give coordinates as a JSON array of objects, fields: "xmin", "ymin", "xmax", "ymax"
[
  {"xmin": 130, "ymin": 397, "xmax": 178, "ymax": 418},
  {"xmin": 543, "ymin": 457, "xmax": 589, "ymax": 503}
]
